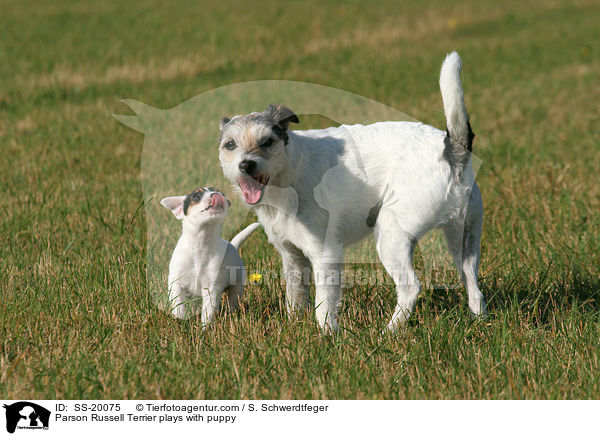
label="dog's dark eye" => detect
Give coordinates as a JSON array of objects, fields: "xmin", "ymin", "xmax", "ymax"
[
  {"xmin": 193, "ymin": 193, "xmax": 202, "ymax": 202},
  {"xmin": 224, "ymin": 140, "xmax": 236, "ymax": 150},
  {"xmin": 261, "ymin": 137, "xmax": 273, "ymax": 148}
]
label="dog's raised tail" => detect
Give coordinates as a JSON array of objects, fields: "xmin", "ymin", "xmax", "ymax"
[
  {"xmin": 440, "ymin": 52, "xmax": 474, "ymax": 153},
  {"xmin": 230, "ymin": 222, "xmax": 261, "ymax": 250}
]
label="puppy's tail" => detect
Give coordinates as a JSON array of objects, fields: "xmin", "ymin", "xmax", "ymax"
[
  {"xmin": 230, "ymin": 222, "xmax": 261, "ymax": 250},
  {"xmin": 440, "ymin": 52, "xmax": 474, "ymax": 155}
]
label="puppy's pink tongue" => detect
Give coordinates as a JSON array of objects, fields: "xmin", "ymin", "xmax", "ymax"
[
  {"xmin": 211, "ymin": 193, "xmax": 225, "ymax": 208},
  {"xmin": 238, "ymin": 177, "xmax": 264, "ymax": 204}
]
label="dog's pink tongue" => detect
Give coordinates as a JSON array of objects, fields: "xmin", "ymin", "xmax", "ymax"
[
  {"xmin": 211, "ymin": 193, "xmax": 225, "ymax": 208},
  {"xmin": 238, "ymin": 177, "xmax": 264, "ymax": 204}
]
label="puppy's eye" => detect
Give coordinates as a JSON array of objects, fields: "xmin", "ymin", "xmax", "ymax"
[
  {"xmin": 193, "ymin": 193, "xmax": 202, "ymax": 202},
  {"xmin": 261, "ymin": 137, "xmax": 273, "ymax": 148},
  {"xmin": 224, "ymin": 140, "xmax": 236, "ymax": 150}
]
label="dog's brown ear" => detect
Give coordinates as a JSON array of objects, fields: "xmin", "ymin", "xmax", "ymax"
[{"xmin": 266, "ymin": 104, "xmax": 299, "ymax": 130}]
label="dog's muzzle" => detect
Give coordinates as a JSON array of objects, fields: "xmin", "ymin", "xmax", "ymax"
[{"xmin": 237, "ymin": 159, "xmax": 269, "ymax": 205}]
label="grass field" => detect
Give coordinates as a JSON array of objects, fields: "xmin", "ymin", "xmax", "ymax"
[{"xmin": 1, "ymin": 0, "xmax": 599, "ymax": 399}]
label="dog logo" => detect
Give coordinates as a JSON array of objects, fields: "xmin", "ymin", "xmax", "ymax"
[{"xmin": 2, "ymin": 402, "xmax": 50, "ymax": 433}]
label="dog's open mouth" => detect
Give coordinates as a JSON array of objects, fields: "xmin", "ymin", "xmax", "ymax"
[{"xmin": 238, "ymin": 174, "xmax": 269, "ymax": 205}]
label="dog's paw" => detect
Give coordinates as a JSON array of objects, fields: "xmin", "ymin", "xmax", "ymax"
[
  {"xmin": 470, "ymin": 309, "xmax": 488, "ymax": 321},
  {"xmin": 318, "ymin": 319, "xmax": 339, "ymax": 336},
  {"xmin": 469, "ymin": 298, "xmax": 487, "ymax": 320}
]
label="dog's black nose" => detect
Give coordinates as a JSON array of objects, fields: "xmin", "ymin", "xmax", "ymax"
[{"xmin": 239, "ymin": 159, "xmax": 257, "ymax": 175}]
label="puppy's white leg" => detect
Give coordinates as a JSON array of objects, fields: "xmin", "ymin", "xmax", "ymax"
[
  {"xmin": 276, "ymin": 242, "xmax": 312, "ymax": 315},
  {"xmin": 374, "ymin": 211, "xmax": 421, "ymax": 330},
  {"xmin": 443, "ymin": 184, "xmax": 486, "ymax": 318},
  {"xmin": 168, "ymin": 284, "xmax": 188, "ymax": 320},
  {"xmin": 200, "ymin": 288, "xmax": 220, "ymax": 328}
]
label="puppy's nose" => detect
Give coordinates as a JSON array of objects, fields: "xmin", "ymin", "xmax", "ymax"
[{"xmin": 239, "ymin": 159, "xmax": 257, "ymax": 175}]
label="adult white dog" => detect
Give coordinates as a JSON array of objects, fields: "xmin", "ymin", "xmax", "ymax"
[{"xmin": 218, "ymin": 52, "xmax": 486, "ymax": 332}]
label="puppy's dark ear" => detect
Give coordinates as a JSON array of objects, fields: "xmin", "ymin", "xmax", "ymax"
[
  {"xmin": 220, "ymin": 117, "xmax": 231, "ymax": 131},
  {"xmin": 226, "ymin": 198, "xmax": 232, "ymax": 207},
  {"xmin": 266, "ymin": 104, "xmax": 299, "ymax": 130}
]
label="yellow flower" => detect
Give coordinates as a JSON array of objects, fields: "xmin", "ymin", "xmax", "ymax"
[{"xmin": 248, "ymin": 273, "xmax": 263, "ymax": 283}]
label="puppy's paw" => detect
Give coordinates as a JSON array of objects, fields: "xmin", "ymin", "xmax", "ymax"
[
  {"xmin": 171, "ymin": 307, "xmax": 187, "ymax": 320},
  {"xmin": 383, "ymin": 318, "xmax": 409, "ymax": 335}
]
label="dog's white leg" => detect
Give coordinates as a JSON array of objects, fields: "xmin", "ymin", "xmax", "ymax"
[
  {"xmin": 168, "ymin": 284, "xmax": 187, "ymax": 319},
  {"xmin": 374, "ymin": 210, "xmax": 421, "ymax": 330},
  {"xmin": 276, "ymin": 242, "xmax": 312, "ymax": 315},
  {"xmin": 443, "ymin": 184, "xmax": 486, "ymax": 318},
  {"xmin": 312, "ymin": 260, "xmax": 342, "ymax": 333}
]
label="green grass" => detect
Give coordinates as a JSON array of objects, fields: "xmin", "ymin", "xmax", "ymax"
[{"xmin": 1, "ymin": 0, "xmax": 599, "ymax": 399}]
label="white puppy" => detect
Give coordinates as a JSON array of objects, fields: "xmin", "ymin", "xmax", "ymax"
[
  {"xmin": 161, "ymin": 187, "xmax": 260, "ymax": 326},
  {"xmin": 218, "ymin": 52, "xmax": 486, "ymax": 332}
]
